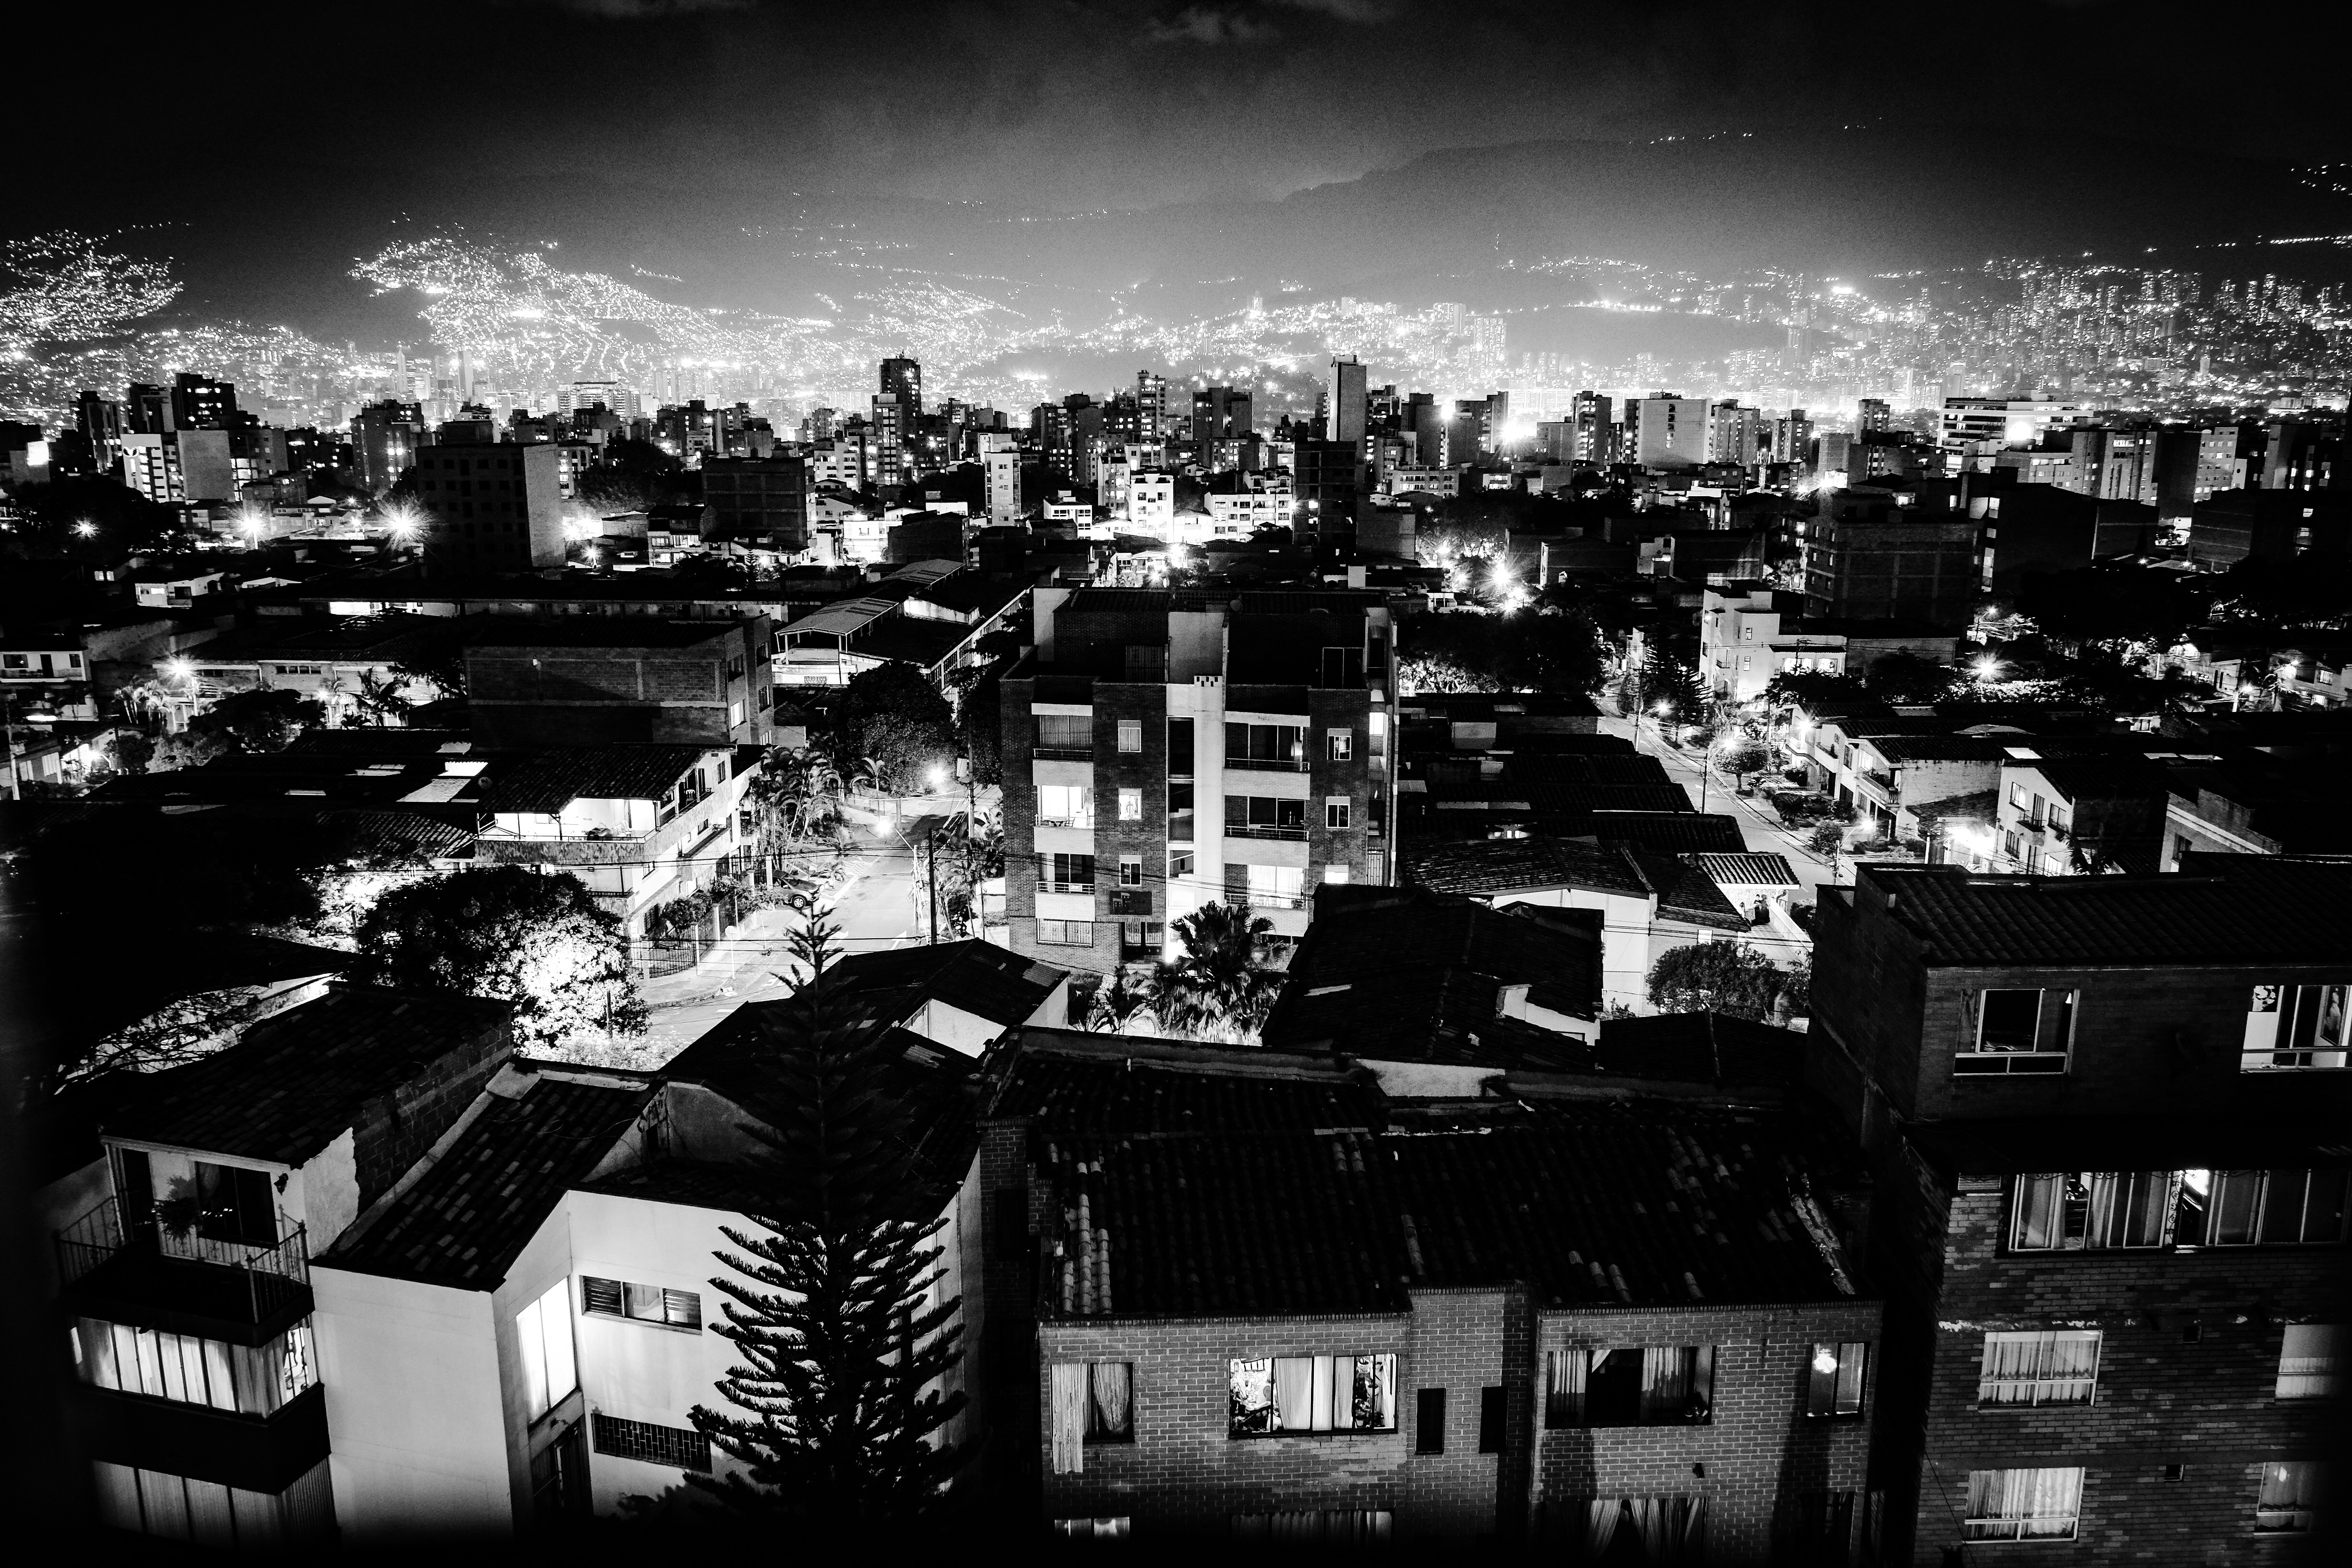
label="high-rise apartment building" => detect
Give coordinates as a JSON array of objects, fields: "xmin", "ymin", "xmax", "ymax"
[
  {"xmin": 1569, "ymin": 391, "xmax": 1614, "ymax": 464},
  {"xmin": 1857, "ymin": 397, "xmax": 1893, "ymax": 434},
  {"xmin": 1000, "ymin": 588, "xmax": 1398, "ymax": 974},
  {"xmin": 1773, "ymin": 409, "xmax": 1816, "ymax": 466},
  {"xmin": 1136, "ymin": 371, "xmax": 1168, "ymax": 441},
  {"xmin": 1323, "ymin": 356, "xmax": 1367, "ymax": 445},
  {"xmin": 880, "ymin": 356, "xmax": 923, "ymax": 416},
  {"xmin": 1938, "ymin": 398, "xmax": 2095, "ymax": 452},
  {"xmin": 1708, "ymin": 401, "xmax": 1764, "ymax": 466},
  {"xmin": 702, "ymin": 455, "xmax": 809, "ymax": 552},
  {"xmin": 1625, "ymin": 394, "xmax": 1707, "ymax": 470},
  {"xmin": 983, "ymin": 434, "xmax": 1022, "ymax": 526},
  {"xmin": 170, "ymin": 373, "xmax": 238, "ymax": 431},
  {"xmin": 416, "ymin": 442, "xmax": 564, "ymax": 572},
  {"xmin": 869, "ymin": 395, "xmax": 907, "ymax": 488},
  {"xmin": 351, "ymin": 400, "xmax": 426, "ymax": 494}
]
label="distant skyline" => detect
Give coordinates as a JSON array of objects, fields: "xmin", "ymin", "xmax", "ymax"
[{"xmin": 14, "ymin": 0, "xmax": 2352, "ymax": 346}]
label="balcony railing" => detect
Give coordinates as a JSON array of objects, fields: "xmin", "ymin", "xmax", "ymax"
[
  {"xmin": 1224, "ymin": 756, "xmax": 1310, "ymax": 773},
  {"xmin": 1225, "ymin": 824, "xmax": 1309, "ymax": 841},
  {"xmin": 58, "ymin": 1197, "xmax": 311, "ymax": 1330},
  {"xmin": 1032, "ymin": 746, "xmax": 1093, "ymax": 762},
  {"xmin": 1036, "ymin": 816, "xmax": 1095, "ymax": 832},
  {"xmin": 1237, "ymin": 891, "xmax": 1309, "ymax": 910},
  {"xmin": 1039, "ymin": 880, "xmax": 1095, "ymax": 895}
]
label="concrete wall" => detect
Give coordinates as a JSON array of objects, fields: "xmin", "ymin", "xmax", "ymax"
[{"xmin": 312, "ymin": 1269, "xmax": 511, "ymax": 1540}]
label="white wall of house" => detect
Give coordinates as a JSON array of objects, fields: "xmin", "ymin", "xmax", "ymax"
[
  {"xmin": 312, "ymin": 1271, "xmax": 511, "ymax": 1541},
  {"xmin": 1489, "ymin": 886, "xmax": 1656, "ymax": 1012}
]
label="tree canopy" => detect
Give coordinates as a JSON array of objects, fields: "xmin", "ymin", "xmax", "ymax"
[
  {"xmin": 186, "ymin": 686, "xmax": 326, "ymax": 753},
  {"xmin": 1142, "ymin": 900, "xmax": 1286, "ymax": 1043},
  {"xmin": 353, "ymin": 865, "xmax": 646, "ymax": 1048},
  {"xmin": 1396, "ymin": 607, "xmax": 1605, "ymax": 697},
  {"xmin": 1645, "ymin": 940, "xmax": 1793, "ymax": 1021},
  {"xmin": 831, "ymin": 664, "xmax": 957, "ymax": 793}
]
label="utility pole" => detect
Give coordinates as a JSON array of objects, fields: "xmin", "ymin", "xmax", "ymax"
[{"xmin": 925, "ymin": 822, "xmax": 938, "ymax": 945}]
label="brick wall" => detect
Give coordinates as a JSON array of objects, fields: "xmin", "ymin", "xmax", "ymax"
[
  {"xmin": 348, "ymin": 1018, "xmax": 513, "ymax": 1206},
  {"xmin": 1903, "ymin": 1172, "xmax": 2350, "ymax": 1567},
  {"xmin": 1532, "ymin": 1301, "xmax": 1881, "ymax": 1562}
]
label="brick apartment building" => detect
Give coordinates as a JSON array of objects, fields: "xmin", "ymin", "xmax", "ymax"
[
  {"xmin": 976, "ymin": 1028, "xmax": 1882, "ymax": 1555},
  {"xmin": 1810, "ymin": 859, "xmax": 2351, "ymax": 1564},
  {"xmin": 999, "ymin": 587, "xmax": 1399, "ymax": 973},
  {"xmin": 462, "ymin": 616, "xmax": 775, "ymax": 748},
  {"xmin": 700, "ymin": 454, "xmax": 809, "ymax": 553}
]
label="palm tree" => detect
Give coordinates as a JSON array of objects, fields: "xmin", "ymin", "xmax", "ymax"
[
  {"xmin": 355, "ymin": 668, "xmax": 410, "ymax": 727},
  {"xmin": 1146, "ymin": 900, "xmax": 1283, "ymax": 1043},
  {"xmin": 316, "ymin": 672, "xmax": 351, "ymax": 725}
]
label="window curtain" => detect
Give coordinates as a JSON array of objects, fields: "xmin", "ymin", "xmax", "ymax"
[
  {"xmin": 1089, "ymin": 1360, "xmax": 1131, "ymax": 1437},
  {"xmin": 1641, "ymin": 1347, "xmax": 1695, "ymax": 1421},
  {"xmin": 1586, "ymin": 1499, "xmax": 1623, "ymax": 1560},
  {"xmin": 1273, "ymin": 1356, "xmax": 1317, "ymax": 1432},
  {"xmin": 1672, "ymin": 1495, "xmax": 1708, "ymax": 1564},
  {"xmin": 1630, "ymin": 1496, "xmax": 1669, "ymax": 1561},
  {"xmin": 1351, "ymin": 1355, "xmax": 1395, "ymax": 1430},
  {"xmin": 1049, "ymin": 1362, "xmax": 1088, "ymax": 1474},
  {"xmin": 1546, "ymin": 1348, "xmax": 1587, "ymax": 1426},
  {"xmin": 2012, "ymin": 1175, "xmax": 2061, "ymax": 1249},
  {"xmin": 2277, "ymin": 1324, "xmax": 2342, "ymax": 1398}
]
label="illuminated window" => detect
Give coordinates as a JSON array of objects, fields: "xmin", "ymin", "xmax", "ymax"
[
  {"xmin": 1806, "ymin": 1341, "xmax": 1868, "ymax": 1417},
  {"xmin": 1964, "ymin": 1468, "xmax": 2082, "ymax": 1542},
  {"xmin": 515, "ymin": 1279, "xmax": 577, "ymax": 1421},
  {"xmin": 1979, "ymin": 1331, "xmax": 2100, "ymax": 1406},
  {"xmin": 1228, "ymin": 1354, "xmax": 1396, "ymax": 1436},
  {"xmin": 2276, "ymin": 1325, "xmax": 2343, "ymax": 1400}
]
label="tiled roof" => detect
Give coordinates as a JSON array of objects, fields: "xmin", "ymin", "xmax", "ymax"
[
  {"xmin": 1862, "ymin": 860, "xmax": 2352, "ymax": 966},
  {"xmin": 481, "ymin": 745, "xmax": 712, "ymax": 811},
  {"xmin": 463, "ymin": 618, "xmax": 747, "ymax": 649},
  {"xmin": 322, "ymin": 1067, "xmax": 649, "ymax": 1287},
  {"xmin": 988, "ymin": 1032, "xmax": 1382, "ymax": 1132},
  {"xmin": 1549, "ymin": 812, "xmax": 1746, "ymax": 853},
  {"xmin": 1262, "ymin": 887, "xmax": 1603, "ymax": 1059},
  {"xmin": 1589, "ymin": 1013, "xmax": 1806, "ymax": 1089},
  {"xmin": 1861, "ymin": 735, "xmax": 2011, "ymax": 764},
  {"xmin": 573, "ymin": 1158, "xmax": 774, "ymax": 1214},
  {"xmin": 1695, "ymin": 853, "xmax": 1799, "ymax": 888},
  {"xmin": 1034, "ymin": 1097, "xmax": 1855, "ymax": 1318},
  {"xmin": 104, "ymin": 984, "xmax": 512, "ymax": 1164},
  {"xmin": 687, "ymin": 940, "xmax": 1066, "ymax": 1044},
  {"xmin": 1628, "ymin": 849, "xmax": 1749, "ymax": 930}
]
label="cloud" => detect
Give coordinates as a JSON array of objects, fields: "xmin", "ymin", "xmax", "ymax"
[
  {"xmin": 1268, "ymin": 0, "xmax": 1400, "ymax": 20},
  {"xmin": 1145, "ymin": 6, "xmax": 1279, "ymax": 44}
]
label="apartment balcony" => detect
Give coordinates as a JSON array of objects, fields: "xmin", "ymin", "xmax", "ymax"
[
  {"xmin": 1036, "ymin": 815, "xmax": 1095, "ymax": 832},
  {"xmin": 1225, "ymin": 824, "xmax": 1309, "ymax": 842},
  {"xmin": 1224, "ymin": 756, "xmax": 1310, "ymax": 773},
  {"xmin": 1032, "ymin": 746, "xmax": 1093, "ymax": 762},
  {"xmin": 1038, "ymin": 880, "xmax": 1094, "ymax": 895},
  {"xmin": 72, "ymin": 1384, "xmax": 331, "ymax": 1497},
  {"xmin": 58, "ymin": 1197, "xmax": 312, "ymax": 1346}
]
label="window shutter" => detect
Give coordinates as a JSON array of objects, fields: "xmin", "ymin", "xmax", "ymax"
[
  {"xmin": 1477, "ymin": 1385, "xmax": 1507, "ymax": 1453},
  {"xmin": 1415, "ymin": 1387, "xmax": 1446, "ymax": 1455},
  {"xmin": 582, "ymin": 1277, "xmax": 623, "ymax": 1317},
  {"xmin": 1049, "ymin": 1362, "xmax": 1089, "ymax": 1474},
  {"xmin": 663, "ymin": 1289, "xmax": 703, "ymax": 1330}
]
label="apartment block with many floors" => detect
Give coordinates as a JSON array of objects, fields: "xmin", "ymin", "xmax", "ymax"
[
  {"xmin": 1810, "ymin": 858, "xmax": 2351, "ymax": 1565},
  {"xmin": 999, "ymin": 587, "xmax": 1398, "ymax": 973}
]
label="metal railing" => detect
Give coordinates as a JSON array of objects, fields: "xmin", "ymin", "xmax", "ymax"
[
  {"xmin": 1224, "ymin": 756, "xmax": 1310, "ymax": 773},
  {"xmin": 1036, "ymin": 816, "xmax": 1095, "ymax": 832},
  {"xmin": 57, "ymin": 1196, "xmax": 310, "ymax": 1323},
  {"xmin": 1032, "ymin": 747, "xmax": 1093, "ymax": 762},
  {"xmin": 1235, "ymin": 891, "xmax": 1309, "ymax": 910},
  {"xmin": 1038, "ymin": 879, "xmax": 1095, "ymax": 895},
  {"xmin": 1225, "ymin": 824, "xmax": 1309, "ymax": 841}
]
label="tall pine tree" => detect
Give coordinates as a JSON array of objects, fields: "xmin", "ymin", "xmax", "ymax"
[{"xmin": 688, "ymin": 897, "xmax": 970, "ymax": 1518}]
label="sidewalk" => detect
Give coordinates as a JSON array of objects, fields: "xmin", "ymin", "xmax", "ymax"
[{"xmin": 637, "ymin": 900, "xmax": 799, "ymax": 1010}]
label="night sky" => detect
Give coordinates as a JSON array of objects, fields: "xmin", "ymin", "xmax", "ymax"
[{"xmin": 16, "ymin": 0, "xmax": 2352, "ymax": 333}]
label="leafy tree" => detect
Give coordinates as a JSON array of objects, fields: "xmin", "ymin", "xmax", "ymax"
[
  {"xmin": 391, "ymin": 638, "xmax": 469, "ymax": 703},
  {"xmin": 1862, "ymin": 649, "xmax": 1957, "ymax": 704},
  {"xmin": 1142, "ymin": 900, "xmax": 1285, "ymax": 1043},
  {"xmin": 1645, "ymin": 940, "xmax": 1785, "ymax": 1020},
  {"xmin": 1761, "ymin": 668, "xmax": 1867, "ymax": 711},
  {"xmin": 353, "ymin": 668, "xmax": 412, "ymax": 726},
  {"xmin": 353, "ymin": 866, "xmax": 647, "ymax": 1049},
  {"xmin": 188, "ymin": 687, "xmax": 325, "ymax": 753},
  {"xmin": 1396, "ymin": 608, "xmax": 1604, "ymax": 697},
  {"xmin": 831, "ymin": 664, "xmax": 956, "ymax": 794},
  {"xmin": 576, "ymin": 438, "xmax": 688, "ymax": 512},
  {"xmin": 104, "ymin": 731, "xmax": 154, "ymax": 774},
  {"xmin": 1716, "ymin": 736, "xmax": 1772, "ymax": 784},
  {"xmin": 1080, "ymin": 968, "xmax": 1152, "ymax": 1033},
  {"xmin": 9, "ymin": 474, "xmax": 182, "ymax": 552},
  {"xmin": 688, "ymin": 902, "xmax": 971, "ymax": 1519},
  {"xmin": 1617, "ymin": 647, "xmax": 1705, "ymax": 724},
  {"xmin": 148, "ymin": 729, "xmax": 232, "ymax": 772}
]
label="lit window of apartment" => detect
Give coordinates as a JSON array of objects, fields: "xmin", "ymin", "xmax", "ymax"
[
  {"xmin": 2255, "ymin": 1460, "xmax": 2329, "ymax": 1534},
  {"xmin": 1116, "ymin": 720, "xmax": 1142, "ymax": 754},
  {"xmin": 1117, "ymin": 788, "xmax": 1141, "ymax": 822},
  {"xmin": 1233, "ymin": 1511, "xmax": 1390, "ymax": 1542},
  {"xmin": 1037, "ymin": 919, "xmax": 1095, "ymax": 948},
  {"xmin": 1326, "ymin": 728, "xmax": 1352, "ymax": 761},
  {"xmin": 1958, "ymin": 988, "xmax": 2075, "ymax": 1075},
  {"xmin": 1979, "ymin": 1330, "xmax": 2100, "ymax": 1406},
  {"xmin": 2010, "ymin": 1172, "xmax": 2178, "ymax": 1250},
  {"xmin": 515, "ymin": 1279, "xmax": 577, "ymax": 1421},
  {"xmin": 1245, "ymin": 864, "xmax": 1305, "ymax": 909},
  {"xmin": 1964, "ymin": 1467, "xmax": 2082, "ymax": 1542},
  {"xmin": 2183, "ymin": 1168, "xmax": 2350, "ymax": 1246},
  {"xmin": 1037, "ymin": 784, "xmax": 1092, "ymax": 829},
  {"xmin": 1805, "ymin": 1341, "xmax": 1868, "ymax": 1417},
  {"xmin": 72, "ymin": 1317, "xmax": 317, "ymax": 1414},
  {"xmin": 1047, "ymin": 1361, "xmax": 1134, "ymax": 1472},
  {"xmin": 2242, "ymin": 984, "xmax": 2350, "ymax": 1071},
  {"xmin": 2275, "ymin": 1325, "xmax": 2342, "ymax": 1400},
  {"xmin": 1228, "ymin": 1354, "xmax": 1396, "ymax": 1436},
  {"xmin": 1544, "ymin": 1346, "xmax": 1715, "ymax": 1427}
]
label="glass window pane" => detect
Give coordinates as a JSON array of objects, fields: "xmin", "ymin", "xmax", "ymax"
[
  {"xmin": 2013, "ymin": 1175, "xmax": 2061, "ymax": 1249},
  {"xmin": 2211, "ymin": 1170, "xmax": 2263, "ymax": 1245},
  {"xmin": 1979, "ymin": 990, "xmax": 2042, "ymax": 1051}
]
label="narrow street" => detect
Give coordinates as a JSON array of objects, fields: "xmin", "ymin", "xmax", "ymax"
[
  {"xmin": 1598, "ymin": 713, "xmax": 1843, "ymax": 907},
  {"xmin": 631, "ymin": 812, "xmax": 962, "ymax": 1059}
]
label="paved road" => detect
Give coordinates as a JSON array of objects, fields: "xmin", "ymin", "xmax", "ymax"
[
  {"xmin": 631, "ymin": 813, "xmax": 958, "ymax": 1059},
  {"xmin": 1600, "ymin": 714, "xmax": 1843, "ymax": 906}
]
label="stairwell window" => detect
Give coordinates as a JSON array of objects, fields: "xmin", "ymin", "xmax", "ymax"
[
  {"xmin": 515, "ymin": 1279, "xmax": 577, "ymax": 1422},
  {"xmin": 1964, "ymin": 1467, "xmax": 2082, "ymax": 1542},
  {"xmin": 2276, "ymin": 1325, "xmax": 2343, "ymax": 1399},
  {"xmin": 1978, "ymin": 1331, "xmax": 2100, "ymax": 1407},
  {"xmin": 1228, "ymin": 1354, "xmax": 1397, "ymax": 1437},
  {"xmin": 581, "ymin": 1275, "xmax": 702, "ymax": 1331},
  {"xmin": 2009, "ymin": 1172, "xmax": 2179, "ymax": 1251},
  {"xmin": 1957, "ymin": 988, "xmax": 2074, "ymax": 1075}
]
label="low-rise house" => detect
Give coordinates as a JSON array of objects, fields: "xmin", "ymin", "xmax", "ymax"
[
  {"xmin": 474, "ymin": 745, "xmax": 756, "ymax": 942},
  {"xmin": 1698, "ymin": 585, "xmax": 1849, "ymax": 704},
  {"xmin": 974, "ymin": 1030, "xmax": 1879, "ymax": 1549},
  {"xmin": 42, "ymin": 984, "xmax": 515, "ymax": 1548},
  {"xmin": 1992, "ymin": 757, "xmax": 2168, "ymax": 876},
  {"xmin": 2159, "ymin": 754, "xmax": 2352, "ymax": 869},
  {"xmin": 773, "ymin": 560, "xmax": 1023, "ymax": 692},
  {"xmin": 691, "ymin": 939, "xmax": 1072, "ymax": 1058},
  {"xmin": 166, "ymin": 616, "xmax": 454, "ymax": 723},
  {"xmin": 463, "ymin": 616, "xmax": 776, "ymax": 748}
]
